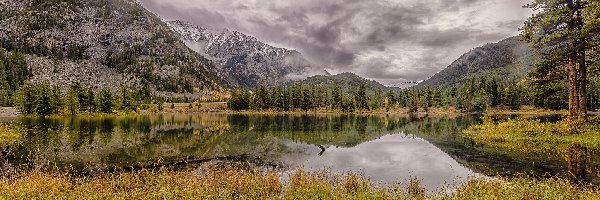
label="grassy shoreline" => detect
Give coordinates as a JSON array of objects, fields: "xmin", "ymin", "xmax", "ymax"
[
  {"xmin": 0, "ymin": 166, "xmax": 598, "ymax": 199},
  {"xmin": 464, "ymin": 116, "xmax": 600, "ymax": 154},
  {"xmin": 4, "ymin": 103, "xmax": 591, "ymax": 119}
]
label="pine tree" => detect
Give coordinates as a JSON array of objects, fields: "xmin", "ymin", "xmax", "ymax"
[
  {"xmin": 301, "ymin": 87, "xmax": 313, "ymax": 112},
  {"xmin": 227, "ymin": 89, "xmax": 250, "ymax": 111},
  {"xmin": 292, "ymin": 85, "xmax": 303, "ymax": 110},
  {"xmin": 385, "ymin": 90, "xmax": 396, "ymax": 112},
  {"xmin": 354, "ymin": 84, "xmax": 368, "ymax": 111},
  {"xmin": 14, "ymin": 82, "xmax": 36, "ymax": 115},
  {"xmin": 342, "ymin": 95, "xmax": 356, "ymax": 113},
  {"xmin": 65, "ymin": 84, "xmax": 80, "ymax": 115},
  {"xmin": 99, "ymin": 87, "xmax": 113, "ymax": 113},
  {"xmin": 87, "ymin": 89, "xmax": 96, "ymax": 113},
  {"xmin": 49, "ymin": 85, "xmax": 63, "ymax": 114},
  {"xmin": 35, "ymin": 83, "xmax": 51, "ymax": 118},
  {"xmin": 331, "ymin": 85, "xmax": 342, "ymax": 110},
  {"xmin": 117, "ymin": 86, "xmax": 132, "ymax": 112},
  {"xmin": 522, "ymin": 0, "xmax": 600, "ymax": 119},
  {"xmin": 370, "ymin": 88, "xmax": 384, "ymax": 111}
]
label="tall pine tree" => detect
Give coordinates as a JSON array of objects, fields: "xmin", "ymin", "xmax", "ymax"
[{"xmin": 522, "ymin": 0, "xmax": 600, "ymax": 119}]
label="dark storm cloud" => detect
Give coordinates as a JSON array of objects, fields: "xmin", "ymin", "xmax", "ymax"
[{"xmin": 137, "ymin": 0, "xmax": 532, "ymax": 84}]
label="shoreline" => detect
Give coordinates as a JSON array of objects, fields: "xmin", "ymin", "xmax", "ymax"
[
  {"xmin": 2, "ymin": 105, "xmax": 592, "ymax": 119},
  {"xmin": 0, "ymin": 163, "xmax": 597, "ymax": 199}
]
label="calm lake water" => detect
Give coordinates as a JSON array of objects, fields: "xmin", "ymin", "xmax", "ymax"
[{"xmin": 5, "ymin": 113, "xmax": 599, "ymax": 190}]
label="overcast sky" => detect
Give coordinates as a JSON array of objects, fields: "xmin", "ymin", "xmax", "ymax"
[{"xmin": 138, "ymin": 0, "xmax": 533, "ymax": 85}]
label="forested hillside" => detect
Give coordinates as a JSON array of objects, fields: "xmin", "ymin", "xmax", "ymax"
[
  {"xmin": 418, "ymin": 37, "xmax": 535, "ymax": 87},
  {"xmin": 295, "ymin": 72, "xmax": 395, "ymax": 92},
  {"xmin": 228, "ymin": 34, "xmax": 600, "ymax": 113},
  {"xmin": 0, "ymin": 0, "xmax": 220, "ymax": 100}
]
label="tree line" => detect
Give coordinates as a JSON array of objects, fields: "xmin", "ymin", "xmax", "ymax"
[
  {"xmin": 13, "ymin": 82, "xmax": 147, "ymax": 118},
  {"xmin": 0, "ymin": 51, "xmax": 30, "ymax": 107},
  {"xmin": 227, "ymin": 76, "xmax": 600, "ymax": 113}
]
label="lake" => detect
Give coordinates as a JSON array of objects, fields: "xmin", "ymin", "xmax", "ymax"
[{"xmin": 5, "ymin": 113, "xmax": 599, "ymax": 190}]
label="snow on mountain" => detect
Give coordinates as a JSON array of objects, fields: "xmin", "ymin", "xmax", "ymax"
[{"xmin": 167, "ymin": 20, "xmax": 329, "ymax": 88}]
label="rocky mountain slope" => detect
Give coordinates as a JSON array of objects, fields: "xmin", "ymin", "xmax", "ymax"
[
  {"xmin": 167, "ymin": 20, "xmax": 328, "ymax": 88},
  {"xmin": 0, "ymin": 0, "xmax": 220, "ymax": 93},
  {"xmin": 417, "ymin": 36, "xmax": 535, "ymax": 88}
]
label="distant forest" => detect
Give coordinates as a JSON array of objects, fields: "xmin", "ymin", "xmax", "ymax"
[{"xmin": 228, "ymin": 76, "xmax": 600, "ymax": 113}]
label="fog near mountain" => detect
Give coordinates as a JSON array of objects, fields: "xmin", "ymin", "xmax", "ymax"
[{"xmin": 167, "ymin": 20, "xmax": 328, "ymax": 88}]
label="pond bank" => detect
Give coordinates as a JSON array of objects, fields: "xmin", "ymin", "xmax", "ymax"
[{"xmin": 0, "ymin": 164, "xmax": 598, "ymax": 199}]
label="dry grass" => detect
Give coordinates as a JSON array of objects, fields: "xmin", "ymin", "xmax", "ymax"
[
  {"xmin": 453, "ymin": 177, "xmax": 600, "ymax": 200},
  {"xmin": 0, "ymin": 166, "xmax": 598, "ymax": 199}
]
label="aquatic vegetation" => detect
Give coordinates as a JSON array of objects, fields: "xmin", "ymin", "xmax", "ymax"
[
  {"xmin": 0, "ymin": 123, "xmax": 22, "ymax": 147},
  {"xmin": 464, "ymin": 116, "xmax": 600, "ymax": 155},
  {"xmin": 464, "ymin": 116, "xmax": 600, "ymax": 182}
]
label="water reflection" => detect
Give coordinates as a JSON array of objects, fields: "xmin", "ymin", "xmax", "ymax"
[
  {"xmin": 280, "ymin": 134, "xmax": 475, "ymax": 189},
  {"xmin": 6, "ymin": 113, "xmax": 599, "ymax": 188}
]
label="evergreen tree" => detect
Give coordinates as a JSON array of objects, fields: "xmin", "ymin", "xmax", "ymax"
[
  {"xmin": 87, "ymin": 89, "xmax": 96, "ymax": 113},
  {"xmin": 273, "ymin": 86, "xmax": 288, "ymax": 111},
  {"xmin": 370, "ymin": 88, "xmax": 384, "ymax": 110},
  {"xmin": 99, "ymin": 87, "xmax": 113, "ymax": 113},
  {"xmin": 49, "ymin": 85, "xmax": 63, "ymax": 114},
  {"xmin": 354, "ymin": 84, "xmax": 368, "ymax": 111},
  {"xmin": 118, "ymin": 85, "xmax": 136, "ymax": 112},
  {"xmin": 65, "ymin": 84, "xmax": 80, "ymax": 115},
  {"xmin": 292, "ymin": 85, "xmax": 303, "ymax": 110},
  {"xmin": 301, "ymin": 87, "xmax": 313, "ymax": 112},
  {"xmin": 35, "ymin": 83, "xmax": 51, "ymax": 118},
  {"xmin": 385, "ymin": 90, "xmax": 396, "ymax": 112},
  {"xmin": 331, "ymin": 85, "xmax": 342, "ymax": 110},
  {"xmin": 522, "ymin": 0, "xmax": 600, "ymax": 119},
  {"xmin": 14, "ymin": 82, "xmax": 36, "ymax": 115},
  {"xmin": 0, "ymin": 51, "xmax": 30, "ymax": 107},
  {"xmin": 227, "ymin": 89, "xmax": 250, "ymax": 111},
  {"xmin": 341, "ymin": 95, "xmax": 356, "ymax": 113}
]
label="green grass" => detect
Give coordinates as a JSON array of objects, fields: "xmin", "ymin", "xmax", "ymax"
[
  {"xmin": 464, "ymin": 116, "xmax": 600, "ymax": 155},
  {"xmin": 0, "ymin": 123, "xmax": 22, "ymax": 146}
]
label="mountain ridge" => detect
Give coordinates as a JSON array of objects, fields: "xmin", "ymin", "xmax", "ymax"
[
  {"xmin": 417, "ymin": 36, "xmax": 535, "ymax": 88},
  {"xmin": 0, "ymin": 0, "xmax": 220, "ymax": 93},
  {"xmin": 166, "ymin": 20, "xmax": 329, "ymax": 88}
]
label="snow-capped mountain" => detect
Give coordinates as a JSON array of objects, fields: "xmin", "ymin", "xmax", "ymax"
[{"xmin": 167, "ymin": 20, "xmax": 328, "ymax": 88}]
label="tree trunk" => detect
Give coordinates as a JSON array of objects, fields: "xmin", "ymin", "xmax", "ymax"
[
  {"xmin": 567, "ymin": 54, "xmax": 588, "ymax": 120},
  {"xmin": 577, "ymin": 53, "xmax": 588, "ymax": 119},
  {"xmin": 566, "ymin": 0, "xmax": 588, "ymax": 120},
  {"xmin": 568, "ymin": 56, "xmax": 579, "ymax": 118}
]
